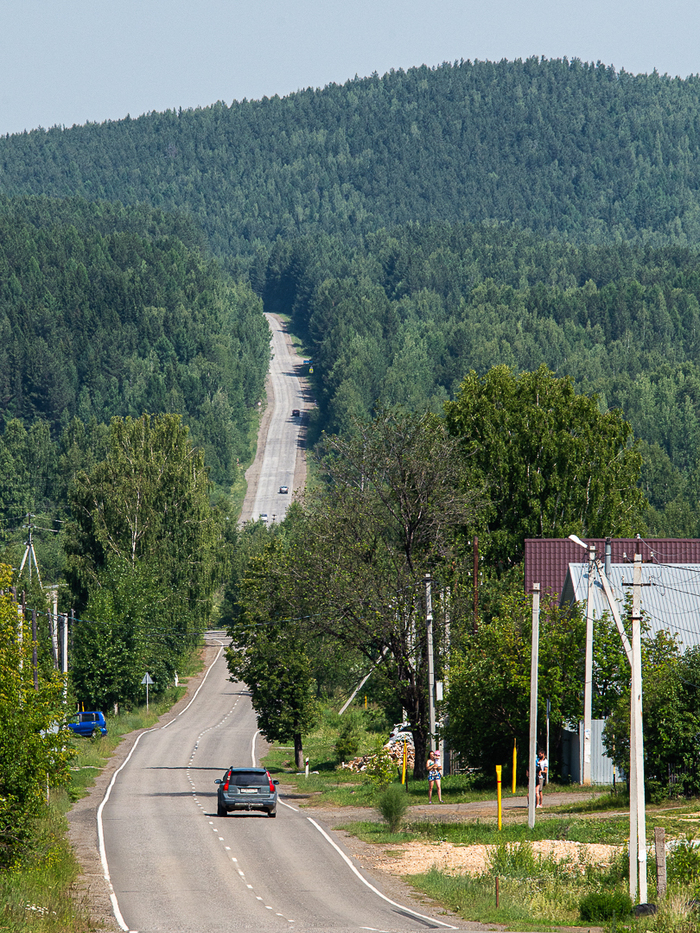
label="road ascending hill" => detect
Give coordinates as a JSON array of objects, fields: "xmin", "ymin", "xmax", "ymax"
[{"xmin": 241, "ymin": 313, "xmax": 309, "ymax": 525}]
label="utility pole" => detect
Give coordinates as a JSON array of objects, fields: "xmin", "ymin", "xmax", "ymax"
[
  {"xmin": 528, "ymin": 583, "xmax": 540, "ymax": 829},
  {"xmin": 18, "ymin": 514, "xmax": 43, "ymax": 589},
  {"xmin": 61, "ymin": 613, "xmax": 69, "ymax": 700},
  {"xmin": 47, "ymin": 587, "xmax": 59, "ymax": 669},
  {"xmin": 568, "ymin": 535, "xmax": 644, "ymax": 903},
  {"xmin": 473, "ymin": 537, "xmax": 479, "ymax": 633},
  {"xmin": 425, "ymin": 574, "xmax": 436, "ymax": 752},
  {"xmin": 631, "ymin": 553, "xmax": 647, "ymax": 903},
  {"xmin": 32, "ymin": 608, "xmax": 38, "ymax": 690},
  {"xmin": 582, "ymin": 543, "xmax": 596, "ymax": 785}
]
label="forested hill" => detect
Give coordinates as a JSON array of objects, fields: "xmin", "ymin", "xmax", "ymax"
[
  {"xmin": 262, "ymin": 222, "xmax": 700, "ymax": 536},
  {"xmin": 3, "ymin": 59, "xmax": 700, "ymax": 254},
  {"xmin": 0, "ymin": 196, "xmax": 270, "ymax": 486}
]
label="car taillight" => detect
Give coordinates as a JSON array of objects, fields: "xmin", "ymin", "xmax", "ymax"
[
  {"xmin": 223, "ymin": 772, "xmax": 230, "ymax": 791},
  {"xmin": 267, "ymin": 771, "xmax": 275, "ymax": 793}
]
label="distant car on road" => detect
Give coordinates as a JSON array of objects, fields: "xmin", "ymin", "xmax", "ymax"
[
  {"xmin": 292, "ymin": 409, "xmax": 300, "ymax": 417},
  {"xmin": 279, "ymin": 485, "xmax": 289, "ymax": 494},
  {"xmin": 215, "ymin": 767, "xmax": 279, "ymax": 817},
  {"xmin": 68, "ymin": 711, "xmax": 107, "ymax": 738},
  {"xmin": 258, "ymin": 513, "xmax": 268, "ymax": 523}
]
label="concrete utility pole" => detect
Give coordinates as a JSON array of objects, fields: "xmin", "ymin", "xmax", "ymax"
[
  {"xmin": 568, "ymin": 535, "xmax": 645, "ymax": 903},
  {"xmin": 425, "ymin": 574, "xmax": 436, "ymax": 752},
  {"xmin": 528, "ymin": 583, "xmax": 540, "ymax": 829},
  {"xmin": 631, "ymin": 553, "xmax": 647, "ymax": 903},
  {"xmin": 582, "ymin": 543, "xmax": 596, "ymax": 785}
]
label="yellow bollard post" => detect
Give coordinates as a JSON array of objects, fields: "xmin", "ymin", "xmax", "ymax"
[
  {"xmin": 512, "ymin": 739, "xmax": 517, "ymax": 795},
  {"xmin": 402, "ymin": 739, "xmax": 407, "ymax": 785},
  {"xmin": 365, "ymin": 694, "xmax": 367, "ymax": 709},
  {"xmin": 496, "ymin": 765, "xmax": 502, "ymax": 830}
]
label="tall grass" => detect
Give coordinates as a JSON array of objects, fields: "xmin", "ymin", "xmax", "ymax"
[
  {"xmin": 0, "ymin": 808, "xmax": 91, "ymax": 932},
  {"xmin": 0, "ymin": 652, "xmax": 203, "ymax": 931}
]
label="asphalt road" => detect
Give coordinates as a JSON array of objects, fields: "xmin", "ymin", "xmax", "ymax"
[
  {"xmin": 251, "ymin": 313, "xmax": 306, "ymax": 524},
  {"xmin": 101, "ymin": 639, "xmax": 457, "ymax": 933}
]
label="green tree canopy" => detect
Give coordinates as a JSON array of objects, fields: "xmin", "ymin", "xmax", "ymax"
[
  {"xmin": 445, "ymin": 586, "xmax": 585, "ymax": 778},
  {"xmin": 226, "ymin": 537, "xmax": 318, "ymax": 769},
  {"xmin": 240, "ymin": 411, "xmax": 485, "ymax": 778},
  {"xmin": 66, "ymin": 414, "xmax": 223, "ymax": 706},
  {"xmin": 0, "ymin": 564, "xmax": 72, "ymax": 868},
  {"xmin": 444, "ymin": 365, "xmax": 646, "ymax": 568}
]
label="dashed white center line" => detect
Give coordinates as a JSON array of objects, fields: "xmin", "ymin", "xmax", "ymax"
[{"xmin": 186, "ymin": 703, "xmax": 296, "ymax": 923}]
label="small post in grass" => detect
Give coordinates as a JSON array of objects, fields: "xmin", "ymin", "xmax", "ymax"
[
  {"xmin": 512, "ymin": 739, "xmax": 517, "ymax": 794},
  {"xmin": 496, "ymin": 764, "xmax": 502, "ymax": 830},
  {"xmin": 495, "ymin": 875, "xmax": 500, "ymax": 908},
  {"xmin": 655, "ymin": 826, "xmax": 667, "ymax": 898}
]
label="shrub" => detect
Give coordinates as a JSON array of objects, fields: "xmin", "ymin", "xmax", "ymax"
[
  {"xmin": 335, "ymin": 716, "xmax": 361, "ymax": 762},
  {"xmin": 667, "ymin": 836, "xmax": 700, "ymax": 890},
  {"xmin": 377, "ymin": 784, "xmax": 409, "ymax": 832},
  {"xmin": 364, "ymin": 744, "xmax": 397, "ymax": 788},
  {"xmin": 579, "ymin": 889, "xmax": 632, "ymax": 922}
]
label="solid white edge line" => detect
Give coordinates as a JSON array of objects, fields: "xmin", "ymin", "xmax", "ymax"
[
  {"xmin": 97, "ymin": 640, "xmax": 225, "ymax": 930},
  {"xmin": 278, "ymin": 799, "xmax": 299, "ymax": 812},
  {"xmin": 160, "ymin": 644, "xmax": 224, "ymax": 728},
  {"xmin": 306, "ymin": 818, "xmax": 457, "ymax": 930},
  {"xmin": 252, "ymin": 728, "xmax": 260, "ymax": 767}
]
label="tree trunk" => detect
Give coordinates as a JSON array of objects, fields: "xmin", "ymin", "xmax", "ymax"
[{"xmin": 294, "ymin": 733, "xmax": 304, "ymax": 770}]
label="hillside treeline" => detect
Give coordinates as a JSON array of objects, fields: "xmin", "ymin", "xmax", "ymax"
[
  {"xmin": 4, "ymin": 59, "xmax": 700, "ymax": 254},
  {"xmin": 261, "ymin": 222, "xmax": 700, "ymax": 534},
  {"xmin": 0, "ymin": 196, "xmax": 270, "ymax": 491}
]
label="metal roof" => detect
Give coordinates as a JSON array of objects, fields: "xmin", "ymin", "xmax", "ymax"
[
  {"xmin": 561, "ymin": 562, "xmax": 700, "ymax": 652},
  {"xmin": 524, "ymin": 538, "xmax": 700, "ymax": 600}
]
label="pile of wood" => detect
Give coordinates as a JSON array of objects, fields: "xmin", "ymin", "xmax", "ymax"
[{"xmin": 338, "ymin": 739, "xmax": 415, "ymax": 772}]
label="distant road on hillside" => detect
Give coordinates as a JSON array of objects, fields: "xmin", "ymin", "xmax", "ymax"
[{"xmin": 240, "ymin": 313, "xmax": 310, "ymax": 524}]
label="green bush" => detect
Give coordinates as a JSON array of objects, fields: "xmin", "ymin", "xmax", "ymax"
[
  {"xmin": 377, "ymin": 784, "xmax": 410, "ymax": 832},
  {"xmin": 667, "ymin": 836, "xmax": 700, "ymax": 888},
  {"xmin": 364, "ymin": 743, "xmax": 397, "ymax": 789},
  {"xmin": 579, "ymin": 889, "xmax": 632, "ymax": 922},
  {"xmin": 334, "ymin": 716, "xmax": 361, "ymax": 762}
]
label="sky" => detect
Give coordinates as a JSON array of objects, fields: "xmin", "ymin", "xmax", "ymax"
[{"xmin": 1, "ymin": 0, "xmax": 699, "ymax": 137}]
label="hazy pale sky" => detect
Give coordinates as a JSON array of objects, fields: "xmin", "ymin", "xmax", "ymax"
[{"xmin": 1, "ymin": 0, "xmax": 698, "ymax": 137}]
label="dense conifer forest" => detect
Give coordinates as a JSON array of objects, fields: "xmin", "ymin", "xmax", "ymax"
[
  {"xmin": 5, "ymin": 57, "xmax": 700, "ymax": 536},
  {"xmin": 0, "ymin": 196, "xmax": 270, "ymax": 546},
  {"xmin": 4, "ymin": 59, "xmax": 700, "ymax": 256}
]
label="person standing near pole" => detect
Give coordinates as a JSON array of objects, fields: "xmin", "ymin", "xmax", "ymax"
[
  {"xmin": 536, "ymin": 748, "xmax": 548, "ymax": 808},
  {"xmin": 427, "ymin": 751, "xmax": 443, "ymax": 803}
]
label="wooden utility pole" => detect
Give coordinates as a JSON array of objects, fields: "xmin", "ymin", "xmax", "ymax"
[
  {"xmin": 473, "ymin": 537, "xmax": 479, "ymax": 633},
  {"xmin": 32, "ymin": 609, "xmax": 38, "ymax": 690},
  {"xmin": 528, "ymin": 583, "xmax": 540, "ymax": 829}
]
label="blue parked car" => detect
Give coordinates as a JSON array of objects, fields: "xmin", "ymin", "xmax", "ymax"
[{"xmin": 68, "ymin": 711, "xmax": 107, "ymax": 737}]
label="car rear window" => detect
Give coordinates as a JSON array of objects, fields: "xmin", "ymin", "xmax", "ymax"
[{"xmin": 228, "ymin": 771, "xmax": 268, "ymax": 786}]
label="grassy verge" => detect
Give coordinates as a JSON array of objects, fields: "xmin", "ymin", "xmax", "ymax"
[
  {"xmin": 0, "ymin": 649, "xmax": 205, "ymax": 931},
  {"xmin": 338, "ymin": 813, "xmax": 631, "ymax": 846}
]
